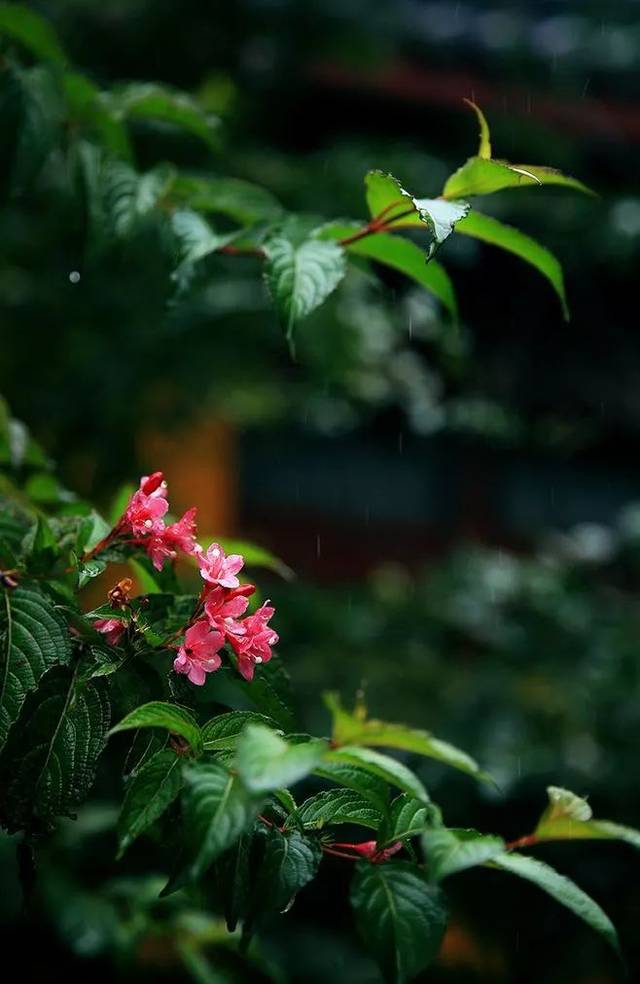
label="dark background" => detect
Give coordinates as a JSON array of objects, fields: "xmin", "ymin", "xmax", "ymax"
[{"xmin": 2, "ymin": 1, "xmax": 640, "ymax": 981}]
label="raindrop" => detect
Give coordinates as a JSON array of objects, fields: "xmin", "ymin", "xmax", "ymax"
[{"xmin": 69, "ymin": 270, "xmax": 81, "ymax": 284}]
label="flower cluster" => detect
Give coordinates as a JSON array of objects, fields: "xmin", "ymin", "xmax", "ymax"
[{"xmin": 94, "ymin": 472, "xmax": 278, "ymax": 687}]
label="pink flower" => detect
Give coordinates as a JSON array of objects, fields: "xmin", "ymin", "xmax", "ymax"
[
  {"xmin": 204, "ymin": 583, "xmax": 254, "ymax": 638},
  {"xmin": 173, "ymin": 619, "xmax": 224, "ymax": 686},
  {"xmin": 94, "ymin": 617, "xmax": 126, "ymax": 646},
  {"xmin": 197, "ymin": 543, "xmax": 244, "ymax": 589},
  {"xmin": 146, "ymin": 507, "xmax": 199, "ymax": 571},
  {"xmin": 230, "ymin": 602, "xmax": 278, "ymax": 681},
  {"xmin": 140, "ymin": 472, "xmax": 168, "ymax": 498},
  {"xmin": 124, "ymin": 488, "xmax": 168, "ymax": 536}
]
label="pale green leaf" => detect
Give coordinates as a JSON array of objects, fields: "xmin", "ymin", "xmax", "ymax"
[
  {"xmin": 465, "ymin": 99, "xmax": 491, "ymax": 158},
  {"xmin": 264, "ymin": 237, "xmax": 347, "ymax": 341},
  {"xmin": 235, "ymin": 724, "xmax": 327, "ymax": 793},
  {"xmin": 444, "ymin": 157, "xmax": 593, "ymax": 200},
  {"xmin": 423, "ymin": 827, "xmax": 505, "ymax": 881},
  {"xmin": 455, "ymin": 211, "xmax": 569, "ymax": 319},
  {"xmin": 172, "ymin": 175, "xmax": 283, "ymax": 225},
  {"xmin": 533, "ymin": 785, "xmax": 640, "ymax": 849},
  {"xmin": 115, "ymin": 83, "xmax": 220, "ymax": 150}
]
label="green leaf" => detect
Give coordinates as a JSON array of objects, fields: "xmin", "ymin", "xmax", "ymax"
[
  {"xmin": 321, "ymin": 747, "xmax": 430, "ymax": 804},
  {"xmin": 532, "ymin": 786, "xmax": 640, "ymax": 849},
  {"xmin": 76, "ymin": 510, "xmax": 111, "ymax": 555},
  {"xmin": 314, "ymin": 760, "xmax": 390, "ymax": 813},
  {"xmin": 117, "ymin": 748, "xmax": 182, "ymax": 857},
  {"xmin": 0, "ymin": 665, "xmax": 110, "ymax": 831},
  {"xmin": 115, "ymin": 83, "xmax": 220, "ymax": 150},
  {"xmin": 235, "ymin": 724, "xmax": 327, "ymax": 793},
  {"xmin": 171, "ymin": 209, "xmax": 235, "ymax": 268},
  {"xmin": 325, "ymin": 693, "xmax": 488, "ymax": 782},
  {"xmin": 182, "ymin": 760, "xmax": 263, "ymax": 880},
  {"xmin": 110, "ymin": 701, "xmax": 203, "ymax": 755},
  {"xmin": 172, "ymin": 175, "xmax": 283, "ymax": 225},
  {"xmin": 491, "ymin": 852, "xmax": 620, "ymax": 956},
  {"xmin": 102, "ymin": 160, "xmax": 173, "ymax": 238},
  {"xmin": 201, "ymin": 710, "xmax": 280, "ymax": 750},
  {"xmin": 455, "ymin": 211, "xmax": 569, "ymax": 319},
  {"xmin": 215, "ymin": 834, "xmax": 253, "ymax": 932},
  {"xmin": 351, "ymin": 860, "xmax": 448, "ymax": 982},
  {"xmin": 264, "ymin": 237, "xmax": 347, "ymax": 341},
  {"xmin": 465, "ymin": 99, "xmax": 491, "ymax": 158},
  {"xmin": 0, "ymin": 585, "xmax": 72, "ymax": 749},
  {"xmin": 423, "ymin": 827, "xmax": 505, "ymax": 881},
  {"xmin": 364, "ymin": 171, "xmax": 469, "ymax": 250},
  {"xmin": 290, "ymin": 788, "xmax": 383, "ymax": 831},
  {"xmin": 0, "ymin": 3, "xmax": 67, "ymax": 66},
  {"xmin": 378, "ymin": 794, "xmax": 437, "ymax": 848},
  {"xmin": 231, "ymin": 655, "xmax": 296, "ymax": 732},
  {"xmin": 127, "ymin": 557, "xmax": 163, "ymax": 595},
  {"xmin": 22, "ymin": 514, "xmax": 59, "ymax": 572},
  {"xmin": 255, "ymin": 827, "xmax": 322, "ymax": 913},
  {"xmin": 63, "ymin": 72, "xmax": 132, "ymax": 159},
  {"xmin": 340, "ymin": 233, "xmax": 458, "ymax": 321},
  {"xmin": 443, "ymin": 158, "xmax": 593, "ymax": 200}
]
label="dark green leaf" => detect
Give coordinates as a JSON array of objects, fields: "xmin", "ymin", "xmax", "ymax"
[
  {"xmin": 181, "ymin": 759, "xmax": 263, "ymax": 880},
  {"xmin": 172, "ymin": 175, "xmax": 283, "ymax": 225},
  {"xmin": 256, "ymin": 827, "xmax": 322, "ymax": 914},
  {"xmin": 378, "ymin": 794, "xmax": 437, "ymax": 848},
  {"xmin": 351, "ymin": 860, "xmax": 448, "ymax": 982},
  {"xmin": 0, "ymin": 665, "xmax": 110, "ymax": 831},
  {"xmin": 117, "ymin": 748, "xmax": 182, "ymax": 857},
  {"xmin": 115, "ymin": 83, "xmax": 220, "ymax": 150},
  {"xmin": 0, "ymin": 585, "xmax": 72, "ymax": 749},
  {"xmin": 201, "ymin": 710, "xmax": 280, "ymax": 750},
  {"xmin": 110, "ymin": 701, "xmax": 202, "ymax": 755},
  {"xmin": 0, "ymin": 3, "xmax": 67, "ymax": 66},
  {"xmin": 291, "ymin": 788, "xmax": 383, "ymax": 831}
]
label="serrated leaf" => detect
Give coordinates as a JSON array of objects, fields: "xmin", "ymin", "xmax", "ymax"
[
  {"xmin": 392, "ymin": 198, "xmax": 470, "ymax": 246},
  {"xmin": 235, "ymin": 724, "xmax": 327, "ymax": 793},
  {"xmin": 322, "ymin": 747, "xmax": 430, "ymax": 804},
  {"xmin": 214, "ymin": 833, "xmax": 253, "ymax": 931},
  {"xmin": 201, "ymin": 710, "xmax": 280, "ymax": 750},
  {"xmin": 117, "ymin": 748, "xmax": 182, "ymax": 857},
  {"xmin": 455, "ymin": 211, "xmax": 569, "ymax": 319},
  {"xmin": 171, "ymin": 208, "xmax": 235, "ymax": 270},
  {"xmin": 533, "ymin": 785, "xmax": 640, "ymax": 849},
  {"xmin": 351, "ymin": 860, "xmax": 448, "ymax": 982},
  {"xmin": 0, "ymin": 665, "xmax": 110, "ymax": 831},
  {"xmin": 0, "ymin": 585, "xmax": 72, "ymax": 749},
  {"xmin": 364, "ymin": 170, "xmax": 468, "ymax": 252},
  {"xmin": 491, "ymin": 852, "xmax": 620, "ymax": 955},
  {"xmin": 256, "ymin": 827, "xmax": 322, "ymax": 914},
  {"xmin": 115, "ymin": 83, "xmax": 220, "ymax": 150},
  {"xmin": 264, "ymin": 237, "xmax": 346, "ymax": 341},
  {"xmin": 378, "ymin": 794, "xmax": 437, "ymax": 848},
  {"xmin": 110, "ymin": 701, "xmax": 202, "ymax": 755},
  {"xmin": 182, "ymin": 760, "xmax": 263, "ymax": 880},
  {"xmin": 0, "ymin": 3, "xmax": 67, "ymax": 66},
  {"xmin": 290, "ymin": 788, "xmax": 383, "ymax": 831},
  {"xmin": 315, "ymin": 760, "xmax": 390, "ymax": 813},
  {"xmin": 325, "ymin": 693, "xmax": 488, "ymax": 782},
  {"xmin": 423, "ymin": 827, "xmax": 505, "ymax": 881}
]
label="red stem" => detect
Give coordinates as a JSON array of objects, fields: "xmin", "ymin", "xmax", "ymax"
[{"xmin": 505, "ymin": 833, "xmax": 539, "ymax": 851}]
